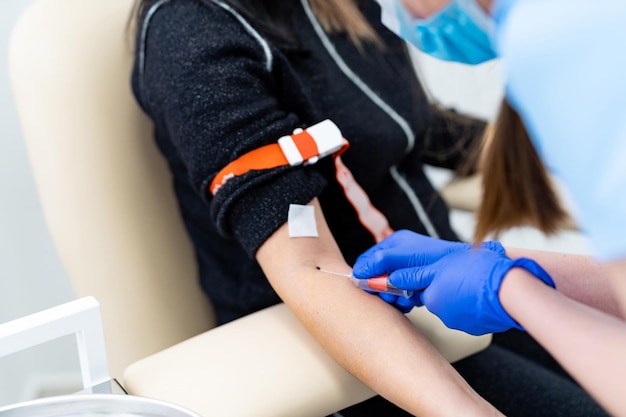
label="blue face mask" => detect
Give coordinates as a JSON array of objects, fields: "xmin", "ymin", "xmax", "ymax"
[{"xmin": 378, "ymin": 0, "xmax": 497, "ymax": 65}]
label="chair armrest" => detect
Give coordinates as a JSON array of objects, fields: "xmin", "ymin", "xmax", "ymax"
[
  {"xmin": 123, "ymin": 303, "xmax": 491, "ymax": 417},
  {"xmin": 440, "ymin": 174, "xmax": 483, "ymax": 213}
]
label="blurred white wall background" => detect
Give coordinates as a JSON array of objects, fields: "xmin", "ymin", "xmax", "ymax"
[
  {"xmin": 0, "ymin": 0, "xmax": 591, "ymax": 408},
  {"xmin": 0, "ymin": 0, "xmax": 81, "ymax": 407},
  {"xmin": 410, "ymin": 48, "xmax": 504, "ymax": 121}
]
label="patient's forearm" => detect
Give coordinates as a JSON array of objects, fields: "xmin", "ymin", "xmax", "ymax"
[
  {"xmin": 287, "ymin": 268, "xmax": 494, "ymax": 416},
  {"xmin": 257, "ymin": 200, "xmax": 501, "ymax": 417}
]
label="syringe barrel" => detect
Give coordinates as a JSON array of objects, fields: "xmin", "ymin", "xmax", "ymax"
[{"xmin": 351, "ymin": 275, "xmax": 413, "ymax": 298}]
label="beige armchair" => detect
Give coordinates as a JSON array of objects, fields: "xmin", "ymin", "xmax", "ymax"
[{"xmin": 8, "ymin": 0, "xmax": 491, "ymax": 415}]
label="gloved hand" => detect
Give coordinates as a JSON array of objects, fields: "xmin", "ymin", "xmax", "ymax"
[
  {"xmin": 353, "ymin": 230, "xmax": 505, "ymax": 278},
  {"xmin": 388, "ymin": 249, "xmax": 555, "ymax": 335},
  {"xmin": 352, "ymin": 230, "xmax": 504, "ymax": 313}
]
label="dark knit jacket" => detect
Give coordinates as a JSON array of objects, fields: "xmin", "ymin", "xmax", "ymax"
[{"xmin": 132, "ymin": 0, "xmax": 484, "ymax": 324}]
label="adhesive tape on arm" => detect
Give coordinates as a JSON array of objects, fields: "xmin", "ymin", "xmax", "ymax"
[{"xmin": 288, "ymin": 204, "xmax": 319, "ymax": 238}]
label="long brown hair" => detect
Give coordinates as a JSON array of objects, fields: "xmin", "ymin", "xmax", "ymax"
[
  {"xmin": 474, "ymin": 99, "xmax": 569, "ymax": 243},
  {"xmin": 309, "ymin": 0, "xmax": 381, "ymax": 48}
]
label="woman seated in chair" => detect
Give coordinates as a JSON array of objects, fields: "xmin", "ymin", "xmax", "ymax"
[{"xmin": 130, "ymin": 0, "xmax": 607, "ymax": 415}]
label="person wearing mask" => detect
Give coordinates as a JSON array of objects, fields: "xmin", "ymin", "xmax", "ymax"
[
  {"xmin": 355, "ymin": 1, "xmax": 626, "ymax": 415},
  {"xmin": 131, "ymin": 0, "xmax": 607, "ymax": 415}
]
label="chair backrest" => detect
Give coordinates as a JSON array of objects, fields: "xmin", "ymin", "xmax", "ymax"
[{"xmin": 8, "ymin": 0, "xmax": 215, "ymax": 378}]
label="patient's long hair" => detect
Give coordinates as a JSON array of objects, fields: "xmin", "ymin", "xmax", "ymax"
[
  {"xmin": 131, "ymin": 0, "xmax": 380, "ymax": 49},
  {"xmin": 473, "ymin": 99, "xmax": 568, "ymax": 243}
]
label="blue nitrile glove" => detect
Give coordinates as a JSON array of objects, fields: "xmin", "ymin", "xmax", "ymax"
[
  {"xmin": 352, "ymin": 230, "xmax": 504, "ymax": 312},
  {"xmin": 388, "ymin": 249, "xmax": 556, "ymax": 335}
]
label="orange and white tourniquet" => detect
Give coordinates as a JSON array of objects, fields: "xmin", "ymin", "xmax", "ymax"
[
  {"xmin": 209, "ymin": 120, "xmax": 348, "ymax": 194},
  {"xmin": 209, "ymin": 120, "xmax": 394, "ymax": 243}
]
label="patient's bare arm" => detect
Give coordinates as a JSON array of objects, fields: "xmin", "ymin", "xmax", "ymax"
[
  {"xmin": 256, "ymin": 198, "xmax": 502, "ymax": 417},
  {"xmin": 506, "ymin": 247, "xmax": 623, "ymax": 318}
]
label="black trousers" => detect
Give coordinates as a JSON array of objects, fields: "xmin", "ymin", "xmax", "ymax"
[{"xmin": 334, "ymin": 330, "xmax": 608, "ymax": 417}]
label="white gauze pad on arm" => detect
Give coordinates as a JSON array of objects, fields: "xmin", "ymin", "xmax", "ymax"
[{"xmin": 288, "ymin": 204, "xmax": 319, "ymax": 238}]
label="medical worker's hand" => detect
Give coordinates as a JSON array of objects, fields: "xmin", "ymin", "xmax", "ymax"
[
  {"xmin": 352, "ymin": 230, "xmax": 504, "ymax": 312},
  {"xmin": 388, "ymin": 249, "xmax": 556, "ymax": 335},
  {"xmin": 353, "ymin": 230, "xmax": 504, "ymax": 278}
]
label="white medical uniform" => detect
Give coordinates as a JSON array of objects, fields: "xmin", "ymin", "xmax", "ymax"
[{"xmin": 493, "ymin": 0, "xmax": 626, "ymax": 260}]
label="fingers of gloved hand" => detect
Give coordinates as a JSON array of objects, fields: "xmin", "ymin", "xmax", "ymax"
[
  {"xmin": 420, "ymin": 287, "xmax": 496, "ymax": 336},
  {"xmin": 478, "ymin": 240, "xmax": 506, "ymax": 256},
  {"xmin": 387, "ymin": 266, "xmax": 436, "ymax": 291},
  {"xmin": 353, "ymin": 250, "xmax": 390, "ymax": 279},
  {"xmin": 354, "ymin": 246, "xmax": 431, "ymax": 279},
  {"xmin": 356, "ymin": 230, "xmax": 415, "ymax": 260},
  {"xmin": 375, "ymin": 290, "xmax": 421, "ymax": 313},
  {"xmin": 353, "ymin": 230, "xmax": 420, "ymax": 278},
  {"xmin": 378, "ymin": 293, "xmax": 398, "ymax": 304},
  {"xmin": 395, "ymin": 293, "xmax": 421, "ymax": 313},
  {"xmin": 353, "ymin": 231, "xmax": 464, "ymax": 279}
]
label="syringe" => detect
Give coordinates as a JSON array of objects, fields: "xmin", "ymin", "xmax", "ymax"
[{"xmin": 317, "ymin": 267, "xmax": 414, "ymax": 299}]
